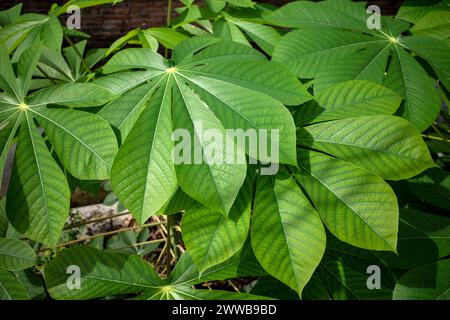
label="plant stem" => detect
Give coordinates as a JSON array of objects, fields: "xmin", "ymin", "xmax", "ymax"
[
  {"xmin": 165, "ymin": 215, "xmax": 172, "ymax": 277},
  {"xmin": 40, "ymin": 221, "xmax": 164, "ymax": 251},
  {"xmin": 108, "ymin": 239, "xmax": 165, "ymax": 252},
  {"xmin": 421, "ymin": 134, "xmax": 450, "ymax": 143},
  {"xmin": 63, "ymin": 34, "xmax": 92, "ymax": 73},
  {"xmin": 63, "ymin": 211, "xmax": 131, "ymax": 230},
  {"xmin": 164, "ymin": 0, "xmax": 173, "ymax": 58}
]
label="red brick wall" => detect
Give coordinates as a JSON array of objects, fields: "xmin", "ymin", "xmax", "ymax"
[{"xmin": 1, "ymin": 0, "xmax": 404, "ymax": 47}]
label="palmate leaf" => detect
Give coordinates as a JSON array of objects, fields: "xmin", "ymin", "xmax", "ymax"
[
  {"xmin": 101, "ymin": 39, "xmax": 302, "ymax": 219},
  {"xmin": 297, "ymin": 116, "xmax": 435, "ymax": 181},
  {"xmin": 181, "ymin": 169, "xmax": 253, "ymax": 273},
  {"xmin": 0, "ymin": 45, "xmax": 117, "ymax": 245},
  {"xmin": 44, "ymin": 245, "xmax": 268, "ymax": 300},
  {"xmin": 0, "ymin": 238, "xmax": 36, "ymax": 271},
  {"xmin": 251, "ymin": 168, "xmax": 326, "ymax": 295},
  {"xmin": 296, "ymin": 150, "xmax": 399, "ymax": 252},
  {"xmin": 393, "ymin": 259, "xmax": 450, "ymax": 300},
  {"xmin": 271, "ymin": 0, "xmax": 446, "ymax": 131}
]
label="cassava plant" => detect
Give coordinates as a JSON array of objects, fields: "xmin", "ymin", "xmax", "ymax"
[{"xmin": 0, "ymin": 0, "xmax": 449, "ymax": 301}]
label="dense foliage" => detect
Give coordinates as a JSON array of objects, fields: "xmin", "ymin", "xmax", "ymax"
[{"xmin": 0, "ymin": 0, "xmax": 449, "ymax": 300}]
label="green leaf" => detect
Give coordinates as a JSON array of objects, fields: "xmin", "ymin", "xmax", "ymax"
[
  {"xmin": 393, "ymin": 259, "xmax": 450, "ymax": 300},
  {"xmin": 145, "ymin": 28, "xmax": 189, "ymax": 50},
  {"xmin": 0, "ymin": 44, "xmax": 21, "ymax": 100},
  {"xmin": 102, "ymin": 42, "xmax": 299, "ymax": 217},
  {"xmin": 94, "ymin": 70, "xmax": 161, "ymax": 95},
  {"xmin": 139, "ymin": 30, "xmax": 159, "ymax": 52},
  {"xmin": 102, "ymin": 48, "xmax": 167, "ymax": 74},
  {"xmin": 111, "ymin": 77, "xmax": 177, "ymax": 223},
  {"xmin": 411, "ymin": 10, "xmax": 450, "ymax": 42},
  {"xmin": 170, "ymin": 243, "xmax": 266, "ymax": 286},
  {"xmin": 296, "ymin": 150, "xmax": 399, "ymax": 252},
  {"xmin": 53, "ymin": 0, "xmax": 124, "ymax": 16},
  {"xmin": 406, "ymin": 168, "xmax": 450, "ymax": 211},
  {"xmin": 0, "ymin": 269, "xmax": 28, "ymax": 300},
  {"xmin": 251, "ymin": 168, "xmax": 326, "ymax": 295},
  {"xmin": 105, "ymin": 29, "xmax": 138, "ymax": 57},
  {"xmin": 397, "ymin": 0, "xmax": 450, "ymax": 23},
  {"xmin": 384, "ymin": 44, "xmax": 441, "ymax": 132},
  {"xmin": 379, "ymin": 209, "xmax": 450, "ymax": 269},
  {"xmin": 0, "ymin": 3, "xmax": 22, "ymax": 25},
  {"xmin": 227, "ymin": 18, "xmax": 282, "ymax": 56},
  {"xmin": 172, "ymin": 78, "xmax": 247, "ymax": 214},
  {"xmin": 181, "ymin": 170, "xmax": 253, "ymax": 272},
  {"xmin": 185, "ymin": 60, "xmax": 312, "ymax": 106},
  {"xmin": 183, "ymin": 75, "xmax": 297, "ymax": 165},
  {"xmin": 298, "ymin": 116, "xmax": 435, "ymax": 180},
  {"xmin": 44, "ymin": 246, "xmax": 162, "ymax": 300},
  {"xmin": 156, "ymin": 188, "xmax": 197, "ymax": 215},
  {"xmin": 28, "ymin": 83, "xmax": 114, "ymax": 108},
  {"xmin": 250, "ymin": 276, "xmax": 299, "ymax": 300},
  {"xmin": 0, "ymin": 110, "xmax": 20, "ymax": 188},
  {"xmin": 32, "ymin": 108, "xmax": 118, "ymax": 180},
  {"xmin": 135, "ymin": 286, "xmax": 270, "ymax": 300},
  {"xmin": 312, "ymin": 80, "xmax": 402, "ymax": 122},
  {"xmin": 39, "ymin": 14, "xmax": 63, "ymax": 52},
  {"xmin": 401, "ymin": 35, "xmax": 450, "ymax": 91},
  {"xmin": 303, "ymin": 238, "xmax": 395, "ymax": 300},
  {"xmin": 0, "ymin": 238, "xmax": 36, "ymax": 271},
  {"xmin": 213, "ymin": 19, "xmax": 251, "ymax": 47},
  {"xmin": 312, "ymin": 43, "xmax": 392, "ymax": 94},
  {"xmin": 17, "ymin": 41, "xmax": 42, "ymax": 97},
  {"xmin": 265, "ymin": 1, "xmax": 367, "ymax": 31},
  {"xmin": 98, "ymin": 77, "xmax": 164, "ymax": 142},
  {"xmin": 6, "ymin": 113, "xmax": 70, "ymax": 245},
  {"xmin": 15, "ymin": 269, "xmax": 45, "ymax": 300},
  {"xmin": 205, "ymin": 0, "xmax": 226, "ymax": 12},
  {"xmin": 0, "ymin": 15, "xmax": 48, "ymax": 53},
  {"xmin": 272, "ymin": 28, "xmax": 380, "ymax": 79},
  {"xmin": 0, "ymin": 201, "xmax": 8, "ymax": 237}
]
